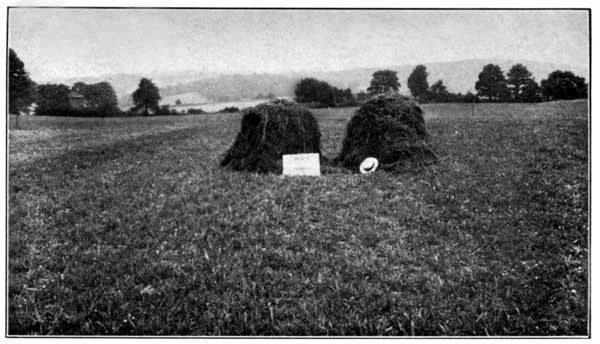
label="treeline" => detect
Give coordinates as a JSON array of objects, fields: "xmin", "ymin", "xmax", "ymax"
[
  {"xmin": 9, "ymin": 46, "xmax": 590, "ymax": 119},
  {"xmin": 34, "ymin": 82, "xmax": 121, "ymax": 117},
  {"xmin": 408, "ymin": 63, "xmax": 587, "ymax": 103},
  {"xmin": 295, "ymin": 64, "xmax": 588, "ymax": 107},
  {"xmin": 9, "ymin": 49, "xmax": 190, "ymax": 118},
  {"xmin": 9, "ymin": 48, "xmax": 248, "ymax": 118},
  {"xmin": 294, "ymin": 78, "xmax": 357, "ymax": 107},
  {"xmin": 23, "ymin": 79, "xmax": 178, "ymax": 118}
]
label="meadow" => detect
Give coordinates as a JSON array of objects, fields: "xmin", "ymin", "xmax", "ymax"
[{"xmin": 8, "ymin": 100, "xmax": 588, "ymax": 336}]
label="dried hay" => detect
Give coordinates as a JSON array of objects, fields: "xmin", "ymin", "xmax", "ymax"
[
  {"xmin": 335, "ymin": 94, "xmax": 437, "ymax": 172},
  {"xmin": 221, "ymin": 100, "xmax": 321, "ymax": 173}
]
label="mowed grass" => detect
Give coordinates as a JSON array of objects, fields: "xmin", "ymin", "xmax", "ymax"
[{"xmin": 8, "ymin": 100, "xmax": 588, "ymax": 336}]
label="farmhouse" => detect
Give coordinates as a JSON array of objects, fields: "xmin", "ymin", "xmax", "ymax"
[{"xmin": 68, "ymin": 90, "xmax": 87, "ymax": 109}]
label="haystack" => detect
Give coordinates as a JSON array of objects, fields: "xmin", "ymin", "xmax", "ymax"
[
  {"xmin": 335, "ymin": 94, "xmax": 437, "ymax": 171},
  {"xmin": 221, "ymin": 100, "xmax": 321, "ymax": 173}
]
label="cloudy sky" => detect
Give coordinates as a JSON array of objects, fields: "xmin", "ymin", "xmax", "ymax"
[{"xmin": 8, "ymin": 8, "xmax": 589, "ymax": 82}]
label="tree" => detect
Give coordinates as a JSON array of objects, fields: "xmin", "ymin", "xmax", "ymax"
[
  {"xmin": 520, "ymin": 79, "xmax": 543, "ymax": 102},
  {"xmin": 356, "ymin": 91, "xmax": 369, "ymax": 102},
  {"xmin": 93, "ymin": 82, "xmax": 119, "ymax": 112},
  {"xmin": 74, "ymin": 81, "xmax": 119, "ymax": 112},
  {"xmin": 157, "ymin": 105, "xmax": 171, "ymax": 116},
  {"xmin": 407, "ymin": 65, "xmax": 429, "ymax": 101},
  {"xmin": 463, "ymin": 91, "xmax": 479, "ymax": 103},
  {"xmin": 9, "ymin": 49, "xmax": 35, "ymax": 117},
  {"xmin": 367, "ymin": 70, "xmax": 400, "ymax": 95},
  {"xmin": 175, "ymin": 99, "xmax": 182, "ymax": 105},
  {"xmin": 507, "ymin": 64, "xmax": 539, "ymax": 102},
  {"xmin": 294, "ymin": 78, "xmax": 354, "ymax": 107},
  {"xmin": 475, "ymin": 64, "xmax": 509, "ymax": 102},
  {"xmin": 132, "ymin": 78, "xmax": 161, "ymax": 115},
  {"xmin": 295, "ymin": 78, "xmax": 331, "ymax": 104},
  {"xmin": 541, "ymin": 70, "xmax": 588, "ymax": 100},
  {"xmin": 72, "ymin": 81, "xmax": 87, "ymax": 94},
  {"xmin": 429, "ymin": 79, "xmax": 450, "ymax": 102},
  {"xmin": 35, "ymin": 84, "xmax": 70, "ymax": 116},
  {"xmin": 329, "ymin": 88, "xmax": 355, "ymax": 107}
]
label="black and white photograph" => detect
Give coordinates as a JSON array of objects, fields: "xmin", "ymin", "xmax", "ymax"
[{"xmin": 4, "ymin": 2, "xmax": 591, "ymax": 338}]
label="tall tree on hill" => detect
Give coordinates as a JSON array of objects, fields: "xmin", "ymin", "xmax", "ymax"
[
  {"xmin": 507, "ymin": 64, "xmax": 539, "ymax": 102},
  {"xmin": 541, "ymin": 70, "xmax": 588, "ymax": 100},
  {"xmin": 407, "ymin": 65, "xmax": 429, "ymax": 101},
  {"xmin": 9, "ymin": 49, "xmax": 35, "ymax": 123},
  {"xmin": 475, "ymin": 64, "xmax": 509, "ymax": 102},
  {"xmin": 367, "ymin": 70, "xmax": 400, "ymax": 95},
  {"xmin": 132, "ymin": 78, "xmax": 161, "ymax": 116}
]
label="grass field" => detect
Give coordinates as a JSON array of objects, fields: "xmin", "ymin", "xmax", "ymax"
[{"xmin": 8, "ymin": 100, "xmax": 588, "ymax": 336}]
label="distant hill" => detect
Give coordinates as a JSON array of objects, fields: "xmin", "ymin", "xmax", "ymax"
[
  {"xmin": 47, "ymin": 59, "xmax": 588, "ymax": 109},
  {"xmin": 159, "ymin": 73, "xmax": 297, "ymax": 105}
]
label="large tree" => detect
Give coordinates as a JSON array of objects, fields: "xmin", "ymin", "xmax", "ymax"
[
  {"xmin": 367, "ymin": 70, "xmax": 400, "ymax": 95},
  {"xmin": 541, "ymin": 70, "xmax": 588, "ymax": 100},
  {"xmin": 294, "ymin": 78, "xmax": 354, "ymax": 107},
  {"xmin": 132, "ymin": 78, "xmax": 161, "ymax": 115},
  {"xmin": 35, "ymin": 84, "xmax": 71, "ymax": 116},
  {"xmin": 73, "ymin": 81, "xmax": 119, "ymax": 112},
  {"xmin": 475, "ymin": 64, "xmax": 509, "ymax": 102},
  {"xmin": 407, "ymin": 65, "xmax": 429, "ymax": 101},
  {"xmin": 507, "ymin": 64, "xmax": 539, "ymax": 102},
  {"xmin": 294, "ymin": 78, "xmax": 332, "ymax": 104},
  {"xmin": 9, "ymin": 48, "xmax": 35, "ymax": 115}
]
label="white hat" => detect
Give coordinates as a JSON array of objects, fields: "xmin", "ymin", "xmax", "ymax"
[{"xmin": 359, "ymin": 157, "xmax": 379, "ymax": 174}]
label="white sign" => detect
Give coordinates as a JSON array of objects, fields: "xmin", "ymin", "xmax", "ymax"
[{"xmin": 282, "ymin": 153, "xmax": 320, "ymax": 176}]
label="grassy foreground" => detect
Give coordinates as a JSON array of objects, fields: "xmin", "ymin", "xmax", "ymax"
[{"xmin": 8, "ymin": 101, "xmax": 588, "ymax": 336}]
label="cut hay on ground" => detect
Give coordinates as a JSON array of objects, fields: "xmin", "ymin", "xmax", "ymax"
[
  {"xmin": 335, "ymin": 94, "xmax": 437, "ymax": 172},
  {"xmin": 221, "ymin": 100, "xmax": 321, "ymax": 173}
]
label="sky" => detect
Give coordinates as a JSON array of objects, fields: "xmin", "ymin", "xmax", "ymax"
[{"xmin": 8, "ymin": 8, "xmax": 590, "ymax": 83}]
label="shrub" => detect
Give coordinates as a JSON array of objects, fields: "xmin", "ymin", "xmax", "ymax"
[
  {"xmin": 462, "ymin": 92, "xmax": 480, "ymax": 103},
  {"xmin": 156, "ymin": 105, "xmax": 172, "ymax": 116},
  {"xmin": 335, "ymin": 94, "xmax": 437, "ymax": 172},
  {"xmin": 219, "ymin": 106, "xmax": 240, "ymax": 113},
  {"xmin": 35, "ymin": 104, "xmax": 125, "ymax": 117},
  {"xmin": 187, "ymin": 108, "xmax": 206, "ymax": 115},
  {"xmin": 221, "ymin": 99, "xmax": 321, "ymax": 173}
]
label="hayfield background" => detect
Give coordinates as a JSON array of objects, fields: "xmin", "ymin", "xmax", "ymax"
[{"xmin": 8, "ymin": 100, "xmax": 588, "ymax": 335}]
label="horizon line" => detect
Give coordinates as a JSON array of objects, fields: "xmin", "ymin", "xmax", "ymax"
[{"xmin": 37, "ymin": 57, "xmax": 589, "ymax": 84}]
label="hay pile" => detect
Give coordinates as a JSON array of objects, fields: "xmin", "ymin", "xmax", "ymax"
[
  {"xmin": 221, "ymin": 100, "xmax": 321, "ymax": 173},
  {"xmin": 335, "ymin": 94, "xmax": 437, "ymax": 171}
]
